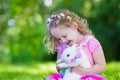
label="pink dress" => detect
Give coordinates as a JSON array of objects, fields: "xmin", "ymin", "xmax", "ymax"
[
  {"xmin": 46, "ymin": 35, "xmax": 106, "ymax": 80},
  {"xmin": 77, "ymin": 35, "xmax": 102, "ymax": 66}
]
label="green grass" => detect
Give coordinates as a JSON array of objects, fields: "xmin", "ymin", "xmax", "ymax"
[
  {"xmin": 104, "ymin": 62, "xmax": 120, "ymax": 80},
  {"xmin": 0, "ymin": 61, "xmax": 120, "ymax": 80}
]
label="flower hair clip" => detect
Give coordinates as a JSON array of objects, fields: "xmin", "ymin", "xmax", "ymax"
[
  {"xmin": 51, "ymin": 13, "xmax": 65, "ymax": 20},
  {"xmin": 46, "ymin": 13, "xmax": 72, "ymax": 27},
  {"xmin": 46, "ymin": 18, "xmax": 52, "ymax": 25},
  {"xmin": 80, "ymin": 18, "xmax": 87, "ymax": 25}
]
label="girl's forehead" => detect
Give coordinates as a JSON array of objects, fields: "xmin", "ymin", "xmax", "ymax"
[
  {"xmin": 51, "ymin": 27, "xmax": 65, "ymax": 34},
  {"xmin": 55, "ymin": 25, "xmax": 73, "ymax": 30},
  {"xmin": 51, "ymin": 27, "xmax": 70, "ymax": 37},
  {"xmin": 51, "ymin": 26, "xmax": 72, "ymax": 34}
]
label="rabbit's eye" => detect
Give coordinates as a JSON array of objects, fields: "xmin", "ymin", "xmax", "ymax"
[{"xmin": 67, "ymin": 54, "xmax": 70, "ymax": 57}]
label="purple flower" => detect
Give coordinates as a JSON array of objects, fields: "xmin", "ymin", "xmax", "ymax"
[
  {"xmin": 57, "ymin": 16, "xmax": 61, "ymax": 20},
  {"xmin": 51, "ymin": 14, "xmax": 56, "ymax": 19},
  {"xmin": 46, "ymin": 18, "xmax": 51, "ymax": 24},
  {"xmin": 66, "ymin": 16, "xmax": 72, "ymax": 21}
]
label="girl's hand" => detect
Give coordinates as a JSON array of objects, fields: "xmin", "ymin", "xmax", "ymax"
[{"xmin": 71, "ymin": 65, "xmax": 86, "ymax": 75}]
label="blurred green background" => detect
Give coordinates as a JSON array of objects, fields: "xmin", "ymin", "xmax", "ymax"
[
  {"xmin": 0, "ymin": 0, "xmax": 120, "ymax": 63},
  {"xmin": 0, "ymin": 0, "xmax": 120, "ymax": 79}
]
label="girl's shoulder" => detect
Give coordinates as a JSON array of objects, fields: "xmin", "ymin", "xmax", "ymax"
[
  {"xmin": 79, "ymin": 35, "xmax": 94, "ymax": 46},
  {"xmin": 80, "ymin": 35, "xmax": 102, "ymax": 53}
]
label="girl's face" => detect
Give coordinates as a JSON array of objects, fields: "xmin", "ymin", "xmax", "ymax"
[{"xmin": 51, "ymin": 25, "xmax": 83, "ymax": 46}]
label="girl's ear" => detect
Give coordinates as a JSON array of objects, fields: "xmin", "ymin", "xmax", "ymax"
[{"xmin": 72, "ymin": 22, "xmax": 78, "ymax": 30}]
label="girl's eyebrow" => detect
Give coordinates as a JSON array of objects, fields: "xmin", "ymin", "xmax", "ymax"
[{"xmin": 62, "ymin": 35, "xmax": 67, "ymax": 38}]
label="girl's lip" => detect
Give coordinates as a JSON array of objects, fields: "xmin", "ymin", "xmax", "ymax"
[{"xmin": 67, "ymin": 40, "xmax": 73, "ymax": 46}]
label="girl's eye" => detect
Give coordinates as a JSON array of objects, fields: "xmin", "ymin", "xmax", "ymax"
[
  {"xmin": 62, "ymin": 35, "xmax": 67, "ymax": 38},
  {"xmin": 57, "ymin": 38, "xmax": 61, "ymax": 42},
  {"xmin": 57, "ymin": 38, "xmax": 61, "ymax": 41}
]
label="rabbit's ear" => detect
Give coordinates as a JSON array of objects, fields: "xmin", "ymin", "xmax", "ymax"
[{"xmin": 76, "ymin": 49, "xmax": 82, "ymax": 56}]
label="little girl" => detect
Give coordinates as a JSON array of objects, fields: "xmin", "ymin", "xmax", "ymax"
[{"xmin": 45, "ymin": 10, "xmax": 106, "ymax": 80}]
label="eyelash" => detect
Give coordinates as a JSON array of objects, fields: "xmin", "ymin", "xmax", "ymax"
[
  {"xmin": 58, "ymin": 38, "xmax": 61, "ymax": 41},
  {"xmin": 56, "ymin": 35, "xmax": 67, "ymax": 42},
  {"xmin": 62, "ymin": 35, "xmax": 67, "ymax": 38}
]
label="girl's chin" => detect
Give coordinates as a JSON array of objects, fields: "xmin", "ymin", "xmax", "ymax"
[{"xmin": 68, "ymin": 44, "xmax": 72, "ymax": 46}]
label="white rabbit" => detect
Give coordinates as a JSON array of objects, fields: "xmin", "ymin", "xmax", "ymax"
[{"xmin": 57, "ymin": 44, "xmax": 91, "ymax": 80}]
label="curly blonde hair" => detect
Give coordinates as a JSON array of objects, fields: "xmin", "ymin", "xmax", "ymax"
[{"xmin": 44, "ymin": 10, "xmax": 93, "ymax": 53}]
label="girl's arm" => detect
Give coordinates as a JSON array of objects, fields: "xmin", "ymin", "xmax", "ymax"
[
  {"xmin": 71, "ymin": 48, "xmax": 106, "ymax": 74},
  {"xmin": 85, "ymin": 48, "xmax": 106, "ymax": 74}
]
